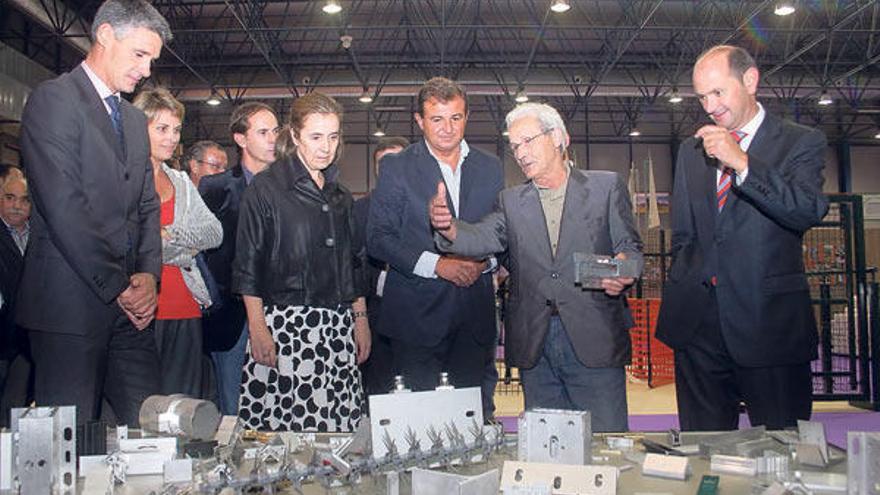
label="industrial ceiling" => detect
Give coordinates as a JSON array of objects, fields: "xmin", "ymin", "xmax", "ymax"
[{"xmin": 3, "ymin": 0, "xmax": 880, "ymax": 147}]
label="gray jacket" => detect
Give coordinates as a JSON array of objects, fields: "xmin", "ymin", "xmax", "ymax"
[
  {"xmin": 437, "ymin": 168, "xmax": 643, "ymax": 369},
  {"xmin": 161, "ymin": 163, "xmax": 223, "ymax": 308}
]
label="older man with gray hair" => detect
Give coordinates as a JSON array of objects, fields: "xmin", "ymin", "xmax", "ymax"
[{"xmin": 430, "ymin": 102, "xmax": 643, "ymax": 431}]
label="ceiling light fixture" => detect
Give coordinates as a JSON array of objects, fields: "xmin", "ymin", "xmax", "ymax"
[
  {"xmin": 628, "ymin": 128, "xmax": 641, "ymax": 137},
  {"xmin": 550, "ymin": 0, "xmax": 571, "ymax": 13},
  {"xmin": 358, "ymin": 90, "xmax": 373, "ymax": 104},
  {"xmin": 323, "ymin": 0, "xmax": 342, "ymax": 14},
  {"xmin": 373, "ymin": 128, "xmax": 386, "ymax": 137},
  {"xmin": 514, "ymin": 90, "xmax": 529, "ymax": 103},
  {"xmin": 206, "ymin": 96, "xmax": 221, "ymax": 106},
  {"xmin": 875, "ymin": 131, "xmax": 880, "ymax": 140},
  {"xmin": 668, "ymin": 90, "xmax": 683, "ymax": 104},
  {"xmin": 774, "ymin": 1, "xmax": 795, "ymax": 16},
  {"xmin": 817, "ymin": 92, "xmax": 833, "ymax": 106}
]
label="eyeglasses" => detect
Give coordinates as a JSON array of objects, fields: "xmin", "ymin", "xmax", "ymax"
[
  {"xmin": 508, "ymin": 128, "xmax": 552, "ymax": 155},
  {"xmin": 195, "ymin": 159, "xmax": 226, "ymax": 172}
]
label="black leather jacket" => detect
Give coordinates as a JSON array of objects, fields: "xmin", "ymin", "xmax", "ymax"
[{"xmin": 232, "ymin": 156, "xmax": 366, "ymax": 307}]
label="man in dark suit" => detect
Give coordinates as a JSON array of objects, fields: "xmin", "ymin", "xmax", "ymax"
[
  {"xmin": 0, "ymin": 174, "xmax": 31, "ymax": 426},
  {"xmin": 368, "ymin": 78, "xmax": 503, "ymax": 404},
  {"xmin": 430, "ymin": 102, "xmax": 643, "ymax": 432},
  {"xmin": 200, "ymin": 102, "xmax": 278, "ymax": 415},
  {"xmin": 353, "ymin": 136, "xmax": 408, "ymax": 396},
  {"xmin": 656, "ymin": 45, "xmax": 829, "ymax": 431},
  {"xmin": 17, "ymin": 0, "xmax": 171, "ymax": 425}
]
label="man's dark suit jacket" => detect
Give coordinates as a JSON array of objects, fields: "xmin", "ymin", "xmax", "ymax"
[
  {"xmin": 198, "ymin": 165, "xmax": 248, "ymax": 352},
  {"xmin": 367, "ymin": 141, "xmax": 503, "ymax": 347},
  {"xmin": 17, "ymin": 65, "xmax": 161, "ymax": 334},
  {"xmin": 0, "ymin": 226, "xmax": 25, "ymax": 360},
  {"xmin": 656, "ymin": 112, "xmax": 829, "ymax": 367}
]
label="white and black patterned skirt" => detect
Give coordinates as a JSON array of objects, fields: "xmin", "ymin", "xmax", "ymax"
[{"xmin": 238, "ymin": 304, "xmax": 364, "ymax": 432}]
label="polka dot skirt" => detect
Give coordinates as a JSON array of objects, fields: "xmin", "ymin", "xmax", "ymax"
[{"xmin": 238, "ymin": 305, "xmax": 364, "ymax": 432}]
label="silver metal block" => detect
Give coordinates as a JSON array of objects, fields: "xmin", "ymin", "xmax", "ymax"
[
  {"xmin": 0, "ymin": 430, "xmax": 13, "ymax": 491},
  {"xmin": 518, "ymin": 408, "xmax": 591, "ymax": 465},
  {"xmin": 369, "ymin": 386, "xmax": 483, "ymax": 459},
  {"xmin": 411, "ymin": 467, "xmax": 499, "ymax": 495},
  {"xmin": 501, "ymin": 461, "xmax": 616, "ymax": 495},
  {"xmin": 698, "ymin": 426, "xmax": 766, "ymax": 457},
  {"xmin": 574, "ymin": 253, "xmax": 641, "ymax": 289},
  {"xmin": 847, "ymin": 431, "xmax": 880, "ymax": 495},
  {"xmin": 709, "ymin": 454, "xmax": 757, "ymax": 477},
  {"xmin": 11, "ymin": 406, "xmax": 76, "ymax": 494},
  {"xmin": 163, "ymin": 458, "xmax": 193, "ymax": 484},
  {"xmin": 797, "ymin": 419, "xmax": 829, "ymax": 464}
]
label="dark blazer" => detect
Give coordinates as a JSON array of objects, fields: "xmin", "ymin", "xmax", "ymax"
[
  {"xmin": 437, "ymin": 170, "xmax": 643, "ymax": 369},
  {"xmin": 656, "ymin": 112, "xmax": 829, "ymax": 367},
  {"xmin": 0, "ymin": 226, "xmax": 25, "ymax": 360},
  {"xmin": 16, "ymin": 65, "xmax": 161, "ymax": 334},
  {"xmin": 367, "ymin": 141, "xmax": 503, "ymax": 347},
  {"xmin": 199, "ymin": 165, "xmax": 248, "ymax": 352}
]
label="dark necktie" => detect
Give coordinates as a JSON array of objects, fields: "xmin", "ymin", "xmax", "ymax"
[
  {"xmin": 104, "ymin": 95, "xmax": 125, "ymax": 151},
  {"xmin": 716, "ymin": 130, "xmax": 746, "ymax": 212}
]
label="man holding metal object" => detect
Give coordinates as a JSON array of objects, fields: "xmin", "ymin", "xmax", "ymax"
[{"xmin": 430, "ymin": 102, "xmax": 642, "ymax": 432}]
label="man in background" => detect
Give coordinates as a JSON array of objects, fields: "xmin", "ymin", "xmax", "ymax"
[
  {"xmin": 200, "ymin": 102, "xmax": 279, "ymax": 415},
  {"xmin": 184, "ymin": 140, "xmax": 228, "ymax": 188},
  {"xmin": 0, "ymin": 174, "xmax": 31, "ymax": 426},
  {"xmin": 354, "ymin": 136, "xmax": 408, "ymax": 396}
]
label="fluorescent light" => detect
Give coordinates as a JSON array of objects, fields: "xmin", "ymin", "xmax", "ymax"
[
  {"xmin": 817, "ymin": 92, "xmax": 833, "ymax": 106},
  {"xmin": 373, "ymin": 128, "xmax": 386, "ymax": 137},
  {"xmin": 323, "ymin": 0, "xmax": 342, "ymax": 14},
  {"xmin": 358, "ymin": 91, "xmax": 373, "ymax": 104},
  {"xmin": 628, "ymin": 129, "xmax": 641, "ymax": 137},
  {"xmin": 874, "ymin": 131, "xmax": 880, "ymax": 139},
  {"xmin": 774, "ymin": 1, "xmax": 795, "ymax": 16},
  {"xmin": 206, "ymin": 96, "xmax": 221, "ymax": 106},
  {"xmin": 551, "ymin": 0, "xmax": 571, "ymax": 13},
  {"xmin": 502, "ymin": 130, "xmax": 509, "ymax": 137},
  {"xmin": 668, "ymin": 90, "xmax": 683, "ymax": 104},
  {"xmin": 514, "ymin": 90, "xmax": 529, "ymax": 103}
]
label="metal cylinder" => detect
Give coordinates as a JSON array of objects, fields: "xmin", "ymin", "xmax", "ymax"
[{"xmin": 139, "ymin": 394, "xmax": 221, "ymax": 440}]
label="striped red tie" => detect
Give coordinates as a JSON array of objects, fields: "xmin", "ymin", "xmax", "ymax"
[{"xmin": 716, "ymin": 130, "xmax": 746, "ymax": 212}]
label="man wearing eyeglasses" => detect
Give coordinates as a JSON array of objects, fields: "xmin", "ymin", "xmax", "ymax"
[
  {"xmin": 184, "ymin": 140, "xmax": 228, "ymax": 188},
  {"xmin": 430, "ymin": 102, "xmax": 642, "ymax": 432}
]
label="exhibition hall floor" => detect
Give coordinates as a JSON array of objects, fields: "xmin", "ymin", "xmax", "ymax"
[{"xmin": 493, "ymin": 378, "xmax": 880, "ymax": 448}]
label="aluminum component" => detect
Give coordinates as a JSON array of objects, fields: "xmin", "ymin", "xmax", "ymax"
[
  {"xmin": 574, "ymin": 253, "xmax": 641, "ymax": 289},
  {"xmin": 118, "ymin": 437, "xmax": 177, "ymax": 475},
  {"xmin": 518, "ymin": 408, "xmax": 591, "ymax": 465},
  {"xmin": 163, "ymin": 458, "xmax": 193, "ymax": 484},
  {"xmin": 11, "ymin": 406, "xmax": 76, "ymax": 494},
  {"xmin": 735, "ymin": 438, "xmax": 786, "ymax": 458},
  {"xmin": 847, "ymin": 431, "xmax": 880, "ymax": 495},
  {"xmin": 411, "ymin": 467, "xmax": 500, "ymax": 495},
  {"xmin": 501, "ymin": 460, "xmax": 617, "ymax": 495},
  {"xmin": 642, "ymin": 453, "xmax": 689, "ymax": 480},
  {"xmin": 797, "ymin": 420, "xmax": 829, "ymax": 464},
  {"xmin": 709, "ymin": 454, "xmax": 757, "ymax": 477},
  {"xmin": 369, "ymin": 386, "xmax": 483, "ymax": 459},
  {"xmin": 139, "ymin": 394, "xmax": 221, "ymax": 440},
  {"xmin": 0, "ymin": 430, "xmax": 13, "ymax": 491},
  {"xmin": 698, "ymin": 426, "xmax": 766, "ymax": 457}
]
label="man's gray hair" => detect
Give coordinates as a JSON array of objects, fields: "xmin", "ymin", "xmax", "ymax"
[
  {"xmin": 90, "ymin": 0, "xmax": 173, "ymax": 44},
  {"xmin": 505, "ymin": 102, "xmax": 568, "ymax": 136}
]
